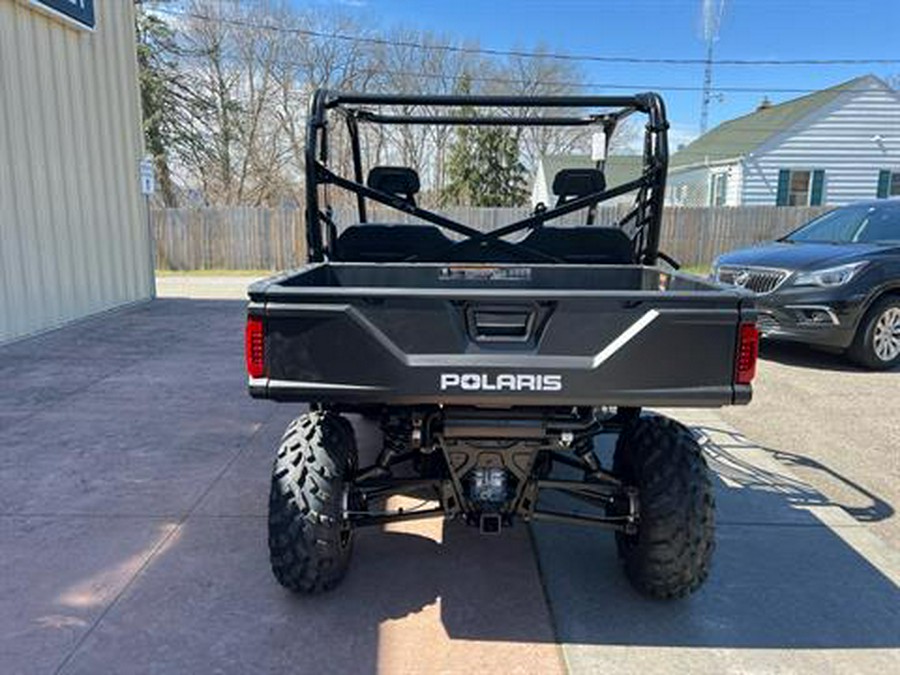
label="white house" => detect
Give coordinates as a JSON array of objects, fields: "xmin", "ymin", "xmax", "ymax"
[{"xmin": 666, "ymin": 75, "xmax": 900, "ymax": 207}]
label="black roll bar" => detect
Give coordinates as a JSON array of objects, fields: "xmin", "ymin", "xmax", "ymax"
[
  {"xmin": 356, "ymin": 112, "xmax": 613, "ymax": 127},
  {"xmin": 305, "ymin": 89, "xmax": 327, "ymax": 261},
  {"xmin": 304, "ymin": 90, "xmax": 669, "ymax": 265},
  {"xmin": 325, "ymin": 91, "xmax": 650, "ymax": 110}
]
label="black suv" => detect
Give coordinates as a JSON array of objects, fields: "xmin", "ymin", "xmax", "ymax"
[{"xmin": 713, "ymin": 200, "xmax": 900, "ymax": 369}]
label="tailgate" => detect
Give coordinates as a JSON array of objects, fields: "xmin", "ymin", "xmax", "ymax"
[{"xmin": 249, "ymin": 287, "xmax": 754, "ymax": 407}]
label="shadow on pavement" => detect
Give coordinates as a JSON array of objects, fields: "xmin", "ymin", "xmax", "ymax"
[
  {"xmin": 531, "ymin": 428, "xmax": 900, "ymax": 649},
  {"xmin": 700, "ymin": 425, "xmax": 895, "ymax": 525},
  {"xmin": 41, "ymin": 501, "xmax": 559, "ymax": 674}
]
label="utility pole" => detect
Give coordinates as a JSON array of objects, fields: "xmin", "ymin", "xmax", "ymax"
[{"xmin": 700, "ymin": 0, "xmax": 726, "ymax": 134}]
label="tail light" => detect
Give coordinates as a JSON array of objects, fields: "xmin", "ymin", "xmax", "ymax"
[
  {"xmin": 735, "ymin": 322, "xmax": 759, "ymax": 385},
  {"xmin": 245, "ymin": 316, "xmax": 265, "ymax": 378}
]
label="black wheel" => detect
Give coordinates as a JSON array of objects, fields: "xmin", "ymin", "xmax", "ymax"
[
  {"xmin": 268, "ymin": 411, "xmax": 358, "ymax": 594},
  {"xmin": 611, "ymin": 415, "xmax": 715, "ymax": 599},
  {"xmin": 848, "ymin": 296, "xmax": 900, "ymax": 370}
]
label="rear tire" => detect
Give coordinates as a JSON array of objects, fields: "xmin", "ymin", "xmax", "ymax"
[
  {"xmin": 848, "ymin": 296, "xmax": 900, "ymax": 370},
  {"xmin": 612, "ymin": 415, "xmax": 715, "ymax": 599},
  {"xmin": 268, "ymin": 411, "xmax": 358, "ymax": 594}
]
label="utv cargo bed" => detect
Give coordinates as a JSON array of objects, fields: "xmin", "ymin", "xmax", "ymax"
[{"xmin": 248, "ymin": 262, "xmax": 754, "ymax": 407}]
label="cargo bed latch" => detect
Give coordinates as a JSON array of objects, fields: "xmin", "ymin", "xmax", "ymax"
[{"xmin": 465, "ymin": 303, "xmax": 549, "ymax": 344}]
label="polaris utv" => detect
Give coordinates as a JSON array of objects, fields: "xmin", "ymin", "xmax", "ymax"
[{"xmin": 246, "ymin": 91, "xmax": 758, "ymax": 599}]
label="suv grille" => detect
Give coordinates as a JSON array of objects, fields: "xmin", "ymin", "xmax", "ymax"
[{"xmin": 716, "ymin": 266, "xmax": 789, "ymax": 294}]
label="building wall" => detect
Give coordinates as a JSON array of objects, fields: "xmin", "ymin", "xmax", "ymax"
[
  {"xmin": 723, "ymin": 161, "xmax": 743, "ymax": 205},
  {"xmin": 742, "ymin": 79, "xmax": 900, "ymax": 205},
  {"xmin": 666, "ymin": 161, "xmax": 742, "ymax": 207},
  {"xmin": 0, "ymin": 0, "xmax": 152, "ymax": 344}
]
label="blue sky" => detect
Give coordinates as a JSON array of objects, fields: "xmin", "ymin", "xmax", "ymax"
[{"xmin": 296, "ymin": 0, "xmax": 900, "ymax": 146}]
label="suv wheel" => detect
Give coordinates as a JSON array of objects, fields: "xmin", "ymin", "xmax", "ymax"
[{"xmin": 849, "ymin": 297, "xmax": 900, "ymax": 370}]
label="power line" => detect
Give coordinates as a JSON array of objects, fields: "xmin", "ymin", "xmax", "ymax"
[
  {"xmin": 153, "ymin": 7, "xmax": 900, "ymax": 68},
  {"xmin": 174, "ymin": 50, "xmax": 888, "ymax": 97}
]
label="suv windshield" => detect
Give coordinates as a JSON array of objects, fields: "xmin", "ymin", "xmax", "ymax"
[{"xmin": 785, "ymin": 202, "xmax": 900, "ymax": 244}]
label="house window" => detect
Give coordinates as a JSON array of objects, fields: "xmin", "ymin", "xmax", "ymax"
[
  {"xmin": 709, "ymin": 173, "xmax": 728, "ymax": 206},
  {"xmin": 788, "ymin": 170, "xmax": 811, "ymax": 205},
  {"xmin": 776, "ymin": 169, "xmax": 825, "ymax": 206},
  {"xmin": 876, "ymin": 170, "xmax": 900, "ymax": 198},
  {"xmin": 671, "ymin": 184, "xmax": 688, "ymax": 206}
]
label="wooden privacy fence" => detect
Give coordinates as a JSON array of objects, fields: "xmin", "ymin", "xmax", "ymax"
[
  {"xmin": 152, "ymin": 207, "xmax": 306, "ymax": 271},
  {"xmin": 659, "ymin": 206, "xmax": 829, "ymax": 267},
  {"xmin": 152, "ymin": 205, "xmax": 830, "ymax": 270}
]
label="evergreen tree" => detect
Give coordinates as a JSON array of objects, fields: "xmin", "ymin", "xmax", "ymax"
[
  {"xmin": 135, "ymin": 2, "xmax": 208, "ymax": 205},
  {"xmin": 135, "ymin": 3, "xmax": 181, "ymax": 205},
  {"xmin": 443, "ymin": 124, "xmax": 528, "ymax": 207},
  {"xmin": 442, "ymin": 76, "xmax": 528, "ymax": 207}
]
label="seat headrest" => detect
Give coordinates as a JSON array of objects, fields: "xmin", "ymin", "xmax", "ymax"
[
  {"xmin": 367, "ymin": 166, "xmax": 420, "ymax": 197},
  {"xmin": 552, "ymin": 168, "xmax": 606, "ymax": 198}
]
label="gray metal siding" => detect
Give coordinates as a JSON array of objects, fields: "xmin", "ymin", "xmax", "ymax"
[
  {"xmin": 0, "ymin": 0, "xmax": 151, "ymax": 344},
  {"xmin": 742, "ymin": 81, "xmax": 900, "ymax": 205}
]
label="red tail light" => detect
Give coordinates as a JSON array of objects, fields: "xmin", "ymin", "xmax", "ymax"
[
  {"xmin": 735, "ymin": 322, "xmax": 759, "ymax": 385},
  {"xmin": 245, "ymin": 316, "xmax": 265, "ymax": 378}
]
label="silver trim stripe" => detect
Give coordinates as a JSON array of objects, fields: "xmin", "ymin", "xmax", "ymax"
[
  {"xmin": 592, "ymin": 309, "xmax": 660, "ymax": 368},
  {"xmin": 267, "ymin": 380, "xmax": 387, "ymax": 392}
]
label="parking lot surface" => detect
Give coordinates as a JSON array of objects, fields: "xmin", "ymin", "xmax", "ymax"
[
  {"xmin": 1, "ymin": 279, "xmax": 897, "ymax": 674},
  {"xmin": 721, "ymin": 340, "xmax": 900, "ymax": 546}
]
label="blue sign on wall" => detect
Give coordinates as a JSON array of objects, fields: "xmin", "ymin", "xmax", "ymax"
[{"xmin": 30, "ymin": 0, "xmax": 95, "ymax": 30}]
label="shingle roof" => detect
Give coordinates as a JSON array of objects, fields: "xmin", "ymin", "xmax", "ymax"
[{"xmin": 670, "ymin": 75, "xmax": 880, "ymax": 170}]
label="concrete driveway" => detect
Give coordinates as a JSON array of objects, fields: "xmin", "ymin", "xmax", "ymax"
[{"xmin": 1, "ymin": 278, "xmax": 897, "ymax": 674}]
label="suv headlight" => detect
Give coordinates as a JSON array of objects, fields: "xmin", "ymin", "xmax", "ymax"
[{"xmin": 792, "ymin": 261, "xmax": 868, "ymax": 287}]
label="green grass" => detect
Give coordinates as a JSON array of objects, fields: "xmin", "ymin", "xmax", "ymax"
[
  {"xmin": 679, "ymin": 264, "xmax": 711, "ymax": 277},
  {"xmin": 156, "ymin": 269, "xmax": 275, "ymax": 277}
]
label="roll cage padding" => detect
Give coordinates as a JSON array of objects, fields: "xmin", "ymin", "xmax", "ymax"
[
  {"xmin": 367, "ymin": 166, "xmax": 420, "ymax": 205},
  {"xmin": 553, "ymin": 168, "xmax": 607, "ymax": 204}
]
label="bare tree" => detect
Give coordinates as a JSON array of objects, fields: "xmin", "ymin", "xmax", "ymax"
[
  {"xmin": 498, "ymin": 50, "xmax": 638, "ymax": 170},
  {"xmin": 138, "ymin": 0, "xmax": 637, "ymax": 208},
  {"xmin": 230, "ymin": 4, "xmax": 286, "ymax": 205},
  {"xmin": 271, "ymin": 8, "xmax": 379, "ymax": 205}
]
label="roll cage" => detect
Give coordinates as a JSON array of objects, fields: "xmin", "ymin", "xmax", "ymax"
[{"xmin": 304, "ymin": 90, "xmax": 670, "ymax": 266}]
